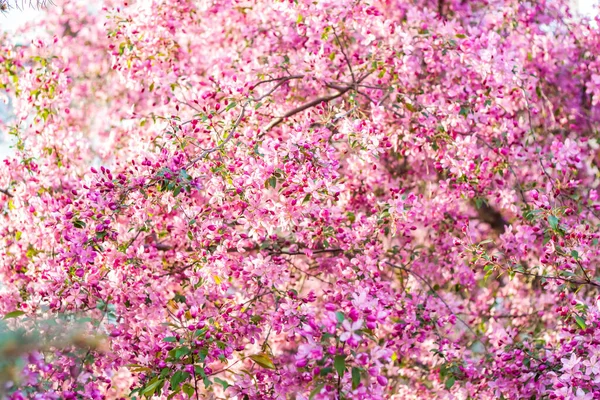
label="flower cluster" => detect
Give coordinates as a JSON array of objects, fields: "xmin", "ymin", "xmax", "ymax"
[{"xmin": 1, "ymin": 0, "xmax": 600, "ymax": 399}]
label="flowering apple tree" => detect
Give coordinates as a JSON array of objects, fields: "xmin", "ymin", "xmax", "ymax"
[{"xmin": 1, "ymin": 0, "xmax": 600, "ymax": 399}]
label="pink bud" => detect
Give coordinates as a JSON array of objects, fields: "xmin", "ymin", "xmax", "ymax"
[
  {"xmin": 377, "ymin": 375, "xmax": 388, "ymax": 386},
  {"xmin": 295, "ymin": 358, "xmax": 308, "ymax": 368}
]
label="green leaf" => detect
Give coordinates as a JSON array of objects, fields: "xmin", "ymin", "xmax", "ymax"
[
  {"xmin": 253, "ymin": 143, "xmax": 264, "ymax": 157},
  {"xmin": 575, "ymin": 315, "xmax": 587, "ymax": 330},
  {"xmin": 334, "ymin": 355, "xmax": 346, "ymax": 377},
  {"xmin": 160, "ymin": 368, "xmax": 170, "ymax": 378},
  {"xmin": 170, "ymin": 371, "xmax": 190, "ymax": 389},
  {"xmin": 198, "ymin": 347, "xmax": 209, "ymax": 362},
  {"xmin": 571, "ymin": 250, "xmax": 579, "ymax": 260},
  {"xmin": 249, "ymin": 353, "xmax": 276, "ymax": 369},
  {"xmin": 225, "ymin": 101, "xmax": 237, "ymax": 112},
  {"xmin": 484, "ymin": 269, "xmax": 494, "ymax": 282},
  {"xmin": 347, "ymin": 212, "xmax": 356, "ymax": 223},
  {"xmin": 175, "ymin": 346, "xmax": 190, "ymax": 359},
  {"xmin": 203, "ymin": 376, "xmax": 212, "ymax": 388},
  {"xmin": 73, "ymin": 220, "xmax": 86, "ymax": 229},
  {"xmin": 3, "ymin": 310, "xmax": 26, "ymax": 319},
  {"xmin": 179, "ymin": 169, "xmax": 192, "ymax": 181},
  {"xmin": 445, "ymin": 376, "xmax": 456, "ymax": 390},
  {"xmin": 335, "ymin": 311, "xmax": 345, "ymax": 323},
  {"xmin": 536, "ymin": 85, "xmax": 543, "ymax": 98},
  {"xmin": 352, "ymin": 367, "xmax": 361, "ymax": 389},
  {"xmin": 214, "ymin": 377, "xmax": 231, "ymax": 390},
  {"xmin": 166, "ymin": 391, "xmax": 179, "ymax": 400},
  {"xmin": 182, "ymin": 384, "xmax": 195, "ymax": 397},
  {"xmin": 309, "ymin": 383, "xmax": 324, "ymax": 400},
  {"xmin": 162, "ymin": 336, "xmax": 177, "ymax": 342},
  {"xmin": 142, "ymin": 378, "xmax": 165, "ymax": 397},
  {"xmin": 548, "ymin": 215, "xmax": 559, "ymax": 230}
]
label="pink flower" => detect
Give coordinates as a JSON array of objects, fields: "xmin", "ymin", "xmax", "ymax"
[
  {"xmin": 562, "ymin": 354, "xmax": 582, "ymax": 373},
  {"xmin": 584, "ymin": 355, "xmax": 600, "ymax": 377},
  {"xmin": 340, "ymin": 319, "xmax": 363, "ymax": 346},
  {"xmin": 560, "ymin": 354, "xmax": 583, "ymax": 382},
  {"xmin": 352, "ymin": 289, "xmax": 377, "ymax": 311},
  {"xmin": 574, "ymin": 388, "xmax": 593, "ymax": 400}
]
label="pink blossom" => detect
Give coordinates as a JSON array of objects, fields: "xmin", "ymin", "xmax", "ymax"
[{"xmin": 340, "ymin": 319, "xmax": 363, "ymax": 346}]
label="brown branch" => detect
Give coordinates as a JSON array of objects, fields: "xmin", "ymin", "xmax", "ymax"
[
  {"xmin": 513, "ymin": 268, "xmax": 600, "ymax": 288},
  {"xmin": 437, "ymin": 0, "xmax": 445, "ymax": 19},
  {"xmin": 261, "ymin": 88, "xmax": 352, "ymax": 134},
  {"xmin": 283, "ymin": 258, "xmax": 333, "ymax": 285},
  {"xmin": 260, "ymin": 71, "xmax": 372, "ymax": 135},
  {"xmin": 332, "ymin": 27, "xmax": 355, "ymax": 84},
  {"xmin": 252, "ymin": 74, "xmax": 304, "ymax": 88},
  {"xmin": 489, "ymin": 260, "xmax": 600, "ymax": 289},
  {"xmin": 272, "ymin": 248, "xmax": 342, "ymax": 256},
  {"xmin": 251, "ymin": 75, "xmax": 304, "ymax": 102},
  {"xmin": 0, "ymin": 188, "xmax": 13, "ymax": 198},
  {"xmin": 461, "ymin": 312, "xmax": 540, "ymax": 319}
]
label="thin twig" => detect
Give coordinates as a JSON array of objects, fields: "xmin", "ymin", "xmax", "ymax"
[
  {"xmin": 252, "ymin": 74, "xmax": 304, "ymax": 88},
  {"xmin": 332, "ymin": 27, "xmax": 355, "ymax": 84},
  {"xmin": 386, "ymin": 261, "xmax": 488, "ymax": 351},
  {"xmin": 273, "ymin": 248, "xmax": 342, "ymax": 256},
  {"xmin": 185, "ymin": 102, "xmax": 248, "ymax": 168},
  {"xmin": 260, "ymin": 71, "xmax": 372, "ymax": 135},
  {"xmin": 251, "ymin": 75, "xmax": 304, "ymax": 102}
]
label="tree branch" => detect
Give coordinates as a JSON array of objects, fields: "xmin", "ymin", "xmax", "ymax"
[
  {"xmin": 251, "ymin": 75, "xmax": 304, "ymax": 102},
  {"xmin": 260, "ymin": 71, "xmax": 372, "ymax": 135}
]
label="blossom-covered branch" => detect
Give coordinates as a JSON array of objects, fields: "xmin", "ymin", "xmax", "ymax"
[{"xmin": 1, "ymin": 0, "xmax": 600, "ymax": 399}]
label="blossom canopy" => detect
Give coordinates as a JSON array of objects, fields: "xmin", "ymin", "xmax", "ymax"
[{"xmin": 1, "ymin": 0, "xmax": 600, "ymax": 399}]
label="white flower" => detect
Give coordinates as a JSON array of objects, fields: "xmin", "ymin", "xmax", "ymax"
[
  {"xmin": 584, "ymin": 355, "xmax": 600, "ymax": 377},
  {"xmin": 574, "ymin": 387, "xmax": 593, "ymax": 400},
  {"xmin": 340, "ymin": 319, "xmax": 363, "ymax": 344}
]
